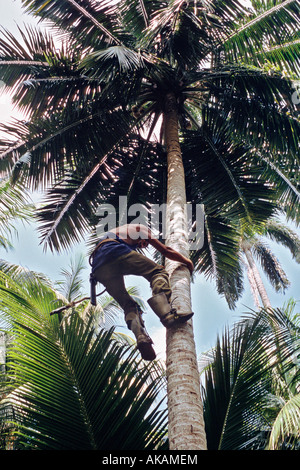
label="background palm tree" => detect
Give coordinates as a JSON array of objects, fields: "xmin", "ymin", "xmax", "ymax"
[
  {"xmin": 200, "ymin": 300, "xmax": 300, "ymax": 450},
  {"xmin": 0, "ymin": 0, "xmax": 299, "ymax": 449},
  {"xmin": 0, "ymin": 263, "xmax": 168, "ymax": 450},
  {"xmin": 241, "ymin": 218, "xmax": 300, "ymax": 309}
]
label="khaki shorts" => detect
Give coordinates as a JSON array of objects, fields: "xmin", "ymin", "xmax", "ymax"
[{"xmin": 94, "ymin": 251, "xmax": 171, "ymax": 313}]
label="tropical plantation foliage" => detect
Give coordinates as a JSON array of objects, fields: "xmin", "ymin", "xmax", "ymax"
[
  {"xmin": 201, "ymin": 301, "xmax": 300, "ymax": 450},
  {"xmin": 1, "ymin": 263, "xmax": 299, "ymax": 450},
  {"xmin": 0, "ymin": 261, "xmax": 168, "ymax": 450},
  {"xmin": 0, "ymin": 0, "xmax": 300, "ymax": 450}
]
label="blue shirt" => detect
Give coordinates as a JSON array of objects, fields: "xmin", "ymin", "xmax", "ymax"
[{"xmin": 91, "ymin": 232, "xmax": 137, "ymax": 273}]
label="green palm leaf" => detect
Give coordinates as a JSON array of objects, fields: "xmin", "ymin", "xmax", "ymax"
[
  {"xmin": 0, "ymin": 0, "xmax": 299, "ymax": 451},
  {"xmin": 221, "ymin": 0, "xmax": 300, "ymax": 69},
  {"xmin": 264, "ymin": 219, "xmax": 300, "ymax": 259},
  {"xmin": 0, "ymin": 268, "xmax": 167, "ymax": 450},
  {"xmin": 22, "ymin": 0, "xmax": 123, "ymax": 48},
  {"xmin": 251, "ymin": 35, "xmax": 300, "ymax": 75},
  {"xmin": 267, "ymin": 393, "xmax": 300, "ymax": 449},
  {"xmin": 80, "ymin": 45, "xmax": 147, "ymax": 76},
  {"xmin": 55, "ymin": 253, "xmax": 87, "ymax": 302},
  {"xmin": 0, "ymin": 24, "xmax": 51, "ymax": 92},
  {"xmin": 252, "ymin": 240, "xmax": 290, "ymax": 292},
  {"xmin": 201, "ymin": 306, "xmax": 299, "ymax": 450},
  {"xmin": 1, "ymin": 101, "xmax": 134, "ymax": 189},
  {"xmin": 196, "ymin": 214, "xmax": 244, "ymax": 309},
  {"xmin": 258, "ymin": 152, "xmax": 300, "ymax": 224},
  {"xmin": 0, "ymin": 179, "xmax": 34, "ymax": 250}
]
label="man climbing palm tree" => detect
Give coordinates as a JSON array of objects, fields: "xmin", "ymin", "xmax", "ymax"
[{"xmin": 89, "ymin": 223, "xmax": 194, "ymax": 361}]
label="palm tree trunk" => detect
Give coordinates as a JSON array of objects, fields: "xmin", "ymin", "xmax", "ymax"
[
  {"xmin": 245, "ymin": 259, "xmax": 261, "ymax": 309},
  {"xmin": 163, "ymin": 92, "xmax": 207, "ymax": 450},
  {"xmin": 243, "ymin": 247, "xmax": 272, "ymax": 309}
]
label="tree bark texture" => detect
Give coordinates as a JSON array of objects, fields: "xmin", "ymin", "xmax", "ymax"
[
  {"xmin": 244, "ymin": 248, "xmax": 272, "ymax": 309},
  {"xmin": 163, "ymin": 92, "xmax": 207, "ymax": 450},
  {"xmin": 246, "ymin": 261, "xmax": 261, "ymax": 309}
]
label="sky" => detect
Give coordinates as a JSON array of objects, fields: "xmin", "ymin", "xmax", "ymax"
[{"xmin": 0, "ymin": 0, "xmax": 299, "ymax": 363}]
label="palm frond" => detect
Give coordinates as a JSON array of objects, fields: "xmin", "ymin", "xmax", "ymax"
[
  {"xmin": 252, "ymin": 241, "xmax": 290, "ymax": 292},
  {"xmin": 21, "ymin": 0, "xmax": 123, "ymax": 48},
  {"xmin": 0, "ymin": 23, "xmax": 106, "ymax": 120},
  {"xmin": 181, "ymin": 105, "xmax": 298, "ymax": 308},
  {"xmin": 264, "ymin": 219, "xmax": 300, "ymax": 260},
  {"xmin": 183, "ymin": 108, "xmax": 279, "ymax": 228},
  {"xmin": 55, "ymin": 254, "xmax": 87, "ymax": 302},
  {"xmin": 201, "ymin": 306, "xmax": 299, "ymax": 450},
  {"xmin": 0, "ymin": 100, "xmax": 134, "ymax": 190},
  {"xmin": 220, "ymin": 0, "xmax": 300, "ymax": 70},
  {"xmin": 118, "ymin": 0, "xmax": 152, "ymax": 37},
  {"xmin": 0, "ymin": 268, "xmax": 168, "ymax": 450},
  {"xmin": 267, "ymin": 393, "xmax": 300, "ymax": 449},
  {"xmin": 35, "ymin": 133, "xmax": 165, "ymax": 252},
  {"xmin": 209, "ymin": 0, "xmax": 250, "ymax": 33},
  {"xmin": 0, "ymin": 179, "xmax": 34, "ymax": 246},
  {"xmin": 14, "ymin": 75, "xmax": 103, "ymax": 120},
  {"xmin": 251, "ymin": 34, "xmax": 300, "ymax": 75},
  {"xmin": 80, "ymin": 45, "xmax": 147, "ymax": 78},
  {"xmin": 0, "ymin": 24, "xmax": 52, "ymax": 92},
  {"xmin": 35, "ymin": 171, "xmax": 108, "ymax": 252},
  {"xmin": 197, "ymin": 64, "xmax": 300, "ymax": 158},
  {"xmin": 257, "ymin": 152, "xmax": 300, "ymax": 224},
  {"xmin": 195, "ymin": 214, "xmax": 244, "ymax": 310},
  {"xmin": 0, "ymin": 259, "xmax": 51, "ymax": 285}
]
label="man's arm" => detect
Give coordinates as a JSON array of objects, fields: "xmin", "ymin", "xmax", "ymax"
[
  {"xmin": 149, "ymin": 238, "xmax": 194, "ymax": 274},
  {"xmin": 128, "ymin": 224, "xmax": 194, "ymax": 273}
]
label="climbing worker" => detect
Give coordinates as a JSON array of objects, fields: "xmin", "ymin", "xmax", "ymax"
[{"xmin": 89, "ymin": 224, "xmax": 194, "ymax": 361}]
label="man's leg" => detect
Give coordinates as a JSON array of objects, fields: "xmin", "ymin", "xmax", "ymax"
[
  {"xmin": 113, "ymin": 251, "xmax": 172, "ymax": 300},
  {"xmin": 93, "ymin": 266, "xmax": 156, "ymax": 361},
  {"xmin": 112, "ymin": 252, "xmax": 194, "ymax": 328},
  {"xmin": 94, "ymin": 251, "xmax": 193, "ymax": 334}
]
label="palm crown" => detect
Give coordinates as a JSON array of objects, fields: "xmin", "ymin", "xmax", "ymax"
[{"xmin": 0, "ymin": 0, "xmax": 299, "ymax": 307}]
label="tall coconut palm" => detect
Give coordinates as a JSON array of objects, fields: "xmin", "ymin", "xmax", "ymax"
[
  {"xmin": 242, "ymin": 219, "xmax": 300, "ymax": 309},
  {"xmin": 0, "ymin": 0, "xmax": 300, "ymax": 449}
]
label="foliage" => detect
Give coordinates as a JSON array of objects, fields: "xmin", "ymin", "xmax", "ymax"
[
  {"xmin": 0, "ymin": 179, "xmax": 34, "ymax": 250},
  {"xmin": 0, "ymin": 1, "xmax": 299, "ymax": 308},
  {"xmin": 241, "ymin": 217, "xmax": 300, "ymax": 308},
  {"xmin": 0, "ymin": 265, "xmax": 167, "ymax": 450},
  {"xmin": 200, "ymin": 301, "xmax": 300, "ymax": 450}
]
